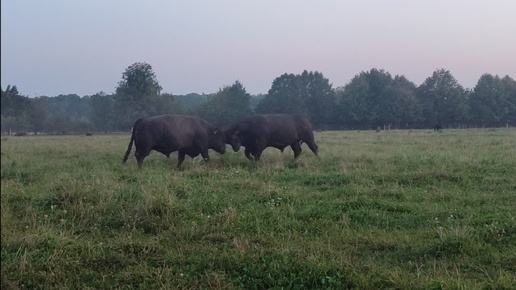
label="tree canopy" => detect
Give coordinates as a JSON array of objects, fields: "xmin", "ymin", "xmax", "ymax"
[
  {"xmin": 196, "ymin": 81, "xmax": 253, "ymax": 128},
  {"xmin": 469, "ymin": 74, "xmax": 516, "ymax": 127},
  {"xmin": 417, "ymin": 69, "xmax": 469, "ymax": 128},
  {"xmin": 256, "ymin": 71, "xmax": 334, "ymax": 127},
  {"xmin": 2, "ymin": 64, "xmax": 515, "ymax": 135},
  {"xmin": 335, "ymin": 69, "xmax": 422, "ymax": 129},
  {"xmin": 113, "ymin": 62, "xmax": 169, "ymax": 130}
]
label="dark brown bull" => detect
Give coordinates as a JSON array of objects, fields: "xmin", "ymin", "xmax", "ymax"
[
  {"xmin": 123, "ymin": 114, "xmax": 226, "ymax": 168},
  {"xmin": 225, "ymin": 114, "xmax": 318, "ymax": 161}
]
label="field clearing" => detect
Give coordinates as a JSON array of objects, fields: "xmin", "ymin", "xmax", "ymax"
[{"xmin": 2, "ymin": 129, "xmax": 516, "ymax": 289}]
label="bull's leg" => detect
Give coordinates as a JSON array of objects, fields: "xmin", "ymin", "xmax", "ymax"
[
  {"xmin": 253, "ymin": 145, "xmax": 265, "ymax": 161},
  {"xmin": 193, "ymin": 140, "xmax": 210, "ymax": 164},
  {"xmin": 291, "ymin": 142, "xmax": 302, "ymax": 159},
  {"xmin": 177, "ymin": 152, "xmax": 186, "ymax": 168},
  {"xmin": 252, "ymin": 141, "xmax": 267, "ymax": 161},
  {"xmin": 305, "ymin": 139, "xmax": 319, "ymax": 157},
  {"xmin": 135, "ymin": 151, "xmax": 148, "ymax": 168},
  {"xmin": 136, "ymin": 156, "xmax": 144, "ymax": 168},
  {"xmin": 200, "ymin": 149, "xmax": 210, "ymax": 164},
  {"xmin": 244, "ymin": 148, "xmax": 254, "ymax": 161}
]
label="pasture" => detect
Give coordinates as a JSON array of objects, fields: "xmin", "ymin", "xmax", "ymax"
[{"xmin": 1, "ymin": 129, "xmax": 515, "ymax": 289}]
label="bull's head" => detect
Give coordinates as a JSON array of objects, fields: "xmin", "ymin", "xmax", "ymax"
[
  {"xmin": 224, "ymin": 128, "xmax": 241, "ymax": 152},
  {"xmin": 209, "ymin": 128, "xmax": 226, "ymax": 154}
]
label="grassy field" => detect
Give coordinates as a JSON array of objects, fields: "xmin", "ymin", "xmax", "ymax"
[{"xmin": 1, "ymin": 129, "xmax": 515, "ymax": 289}]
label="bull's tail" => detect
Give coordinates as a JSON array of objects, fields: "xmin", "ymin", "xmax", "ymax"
[{"xmin": 122, "ymin": 119, "xmax": 142, "ymax": 163}]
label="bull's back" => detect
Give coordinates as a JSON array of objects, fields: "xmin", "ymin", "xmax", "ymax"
[
  {"xmin": 137, "ymin": 115, "xmax": 205, "ymax": 150},
  {"xmin": 252, "ymin": 114, "xmax": 312, "ymax": 144}
]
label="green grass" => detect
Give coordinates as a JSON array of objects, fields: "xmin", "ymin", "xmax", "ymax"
[{"xmin": 2, "ymin": 129, "xmax": 516, "ymax": 289}]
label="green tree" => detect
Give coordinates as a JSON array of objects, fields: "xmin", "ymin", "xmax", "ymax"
[
  {"xmin": 335, "ymin": 73, "xmax": 373, "ymax": 128},
  {"xmin": 335, "ymin": 69, "xmax": 420, "ymax": 129},
  {"xmin": 196, "ymin": 81, "xmax": 252, "ymax": 127},
  {"xmin": 469, "ymin": 74, "xmax": 509, "ymax": 127},
  {"xmin": 249, "ymin": 94, "xmax": 265, "ymax": 111},
  {"xmin": 256, "ymin": 73, "xmax": 305, "ymax": 115},
  {"xmin": 1, "ymin": 85, "xmax": 20, "ymax": 117},
  {"xmin": 336, "ymin": 69, "xmax": 389, "ymax": 128},
  {"xmin": 47, "ymin": 115, "xmax": 73, "ymax": 135},
  {"xmin": 174, "ymin": 93, "xmax": 210, "ymax": 112},
  {"xmin": 417, "ymin": 69, "xmax": 469, "ymax": 128},
  {"xmin": 152, "ymin": 93, "xmax": 185, "ymax": 116},
  {"xmin": 41, "ymin": 94, "xmax": 92, "ymax": 134},
  {"xmin": 90, "ymin": 92, "xmax": 115, "ymax": 132},
  {"xmin": 384, "ymin": 76, "xmax": 422, "ymax": 128},
  {"xmin": 115, "ymin": 62, "xmax": 162, "ymax": 100},
  {"xmin": 501, "ymin": 76, "xmax": 516, "ymax": 126},
  {"xmin": 1, "ymin": 85, "xmax": 32, "ymax": 133},
  {"xmin": 1, "ymin": 116, "xmax": 18, "ymax": 135},
  {"xmin": 28, "ymin": 97, "xmax": 48, "ymax": 135},
  {"xmin": 113, "ymin": 62, "xmax": 164, "ymax": 130},
  {"xmin": 43, "ymin": 94, "xmax": 91, "ymax": 120},
  {"xmin": 1, "ymin": 85, "xmax": 30, "ymax": 118},
  {"xmin": 299, "ymin": 71, "xmax": 336, "ymax": 128},
  {"xmin": 470, "ymin": 74, "xmax": 516, "ymax": 127},
  {"xmin": 256, "ymin": 71, "xmax": 334, "ymax": 128}
]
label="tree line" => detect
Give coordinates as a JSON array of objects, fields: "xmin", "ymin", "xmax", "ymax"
[{"xmin": 2, "ymin": 62, "xmax": 515, "ymax": 134}]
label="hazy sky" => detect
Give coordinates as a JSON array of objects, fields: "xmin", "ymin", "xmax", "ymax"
[{"xmin": 2, "ymin": 1, "xmax": 515, "ymax": 97}]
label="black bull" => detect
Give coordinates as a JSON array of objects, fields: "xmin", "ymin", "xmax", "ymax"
[
  {"xmin": 123, "ymin": 114, "xmax": 226, "ymax": 168},
  {"xmin": 225, "ymin": 114, "xmax": 318, "ymax": 161}
]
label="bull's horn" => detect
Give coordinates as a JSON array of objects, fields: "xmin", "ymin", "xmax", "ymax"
[{"xmin": 214, "ymin": 128, "xmax": 220, "ymax": 134}]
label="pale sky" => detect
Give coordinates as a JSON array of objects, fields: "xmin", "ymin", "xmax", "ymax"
[{"xmin": 2, "ymin": 0, "xmax": 515, "ymax": 97}]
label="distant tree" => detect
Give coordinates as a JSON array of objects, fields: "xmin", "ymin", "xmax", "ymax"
[
  {"xmin": 1, "ymin": 85, "xmax": 30, "ymax": 118},
  {"xmin": 1, "ymin": 116, "xmax": 18, "ymax": 135},
  {"xmin": 28, "ymin": 97, "xmax": 48, "ymax": 135},
  {"xmin": 417, "ymin": 69, "xmax": 468, "ymax": 128},
  {"xmin": 336, "ymin": 69, "xmax": 387, "ymax": 128},
  {"xmin": 175, "ymin": 93, "xmax": 211, "ymax": 111},
  {"xmin": 196, "ymin": 80, "xmax": 253, "ymax": 127},
  {"xmin": 469, "ymin": 74, "xmax": 508, "ymax": 127},
  {"xmin": 335, "ymin": 69, "xmax": 420, "ymax": 129},
  {"xmin": 299, "ymin": 71, "xmax": 336, "ymax": 128},
  {"xmin": 38, "ymin": 94, "xmax": 92, "ymax": 134},
  {"xmin": 335, "ymin": 73, "xmax": 372, "ymax": 129},
  {"xmin": 1, "ymin": 85, "xmax": 19, "ymax": 97},
  {"xmin": 470, "ymin": 74, "xmax": 516, "ymax": 127},
  {"xmin": 256, "ymin": 73, "xmax": 305, "ymax": 115},
  {"xmin": 90, "ymin": 92, "xmax": 115, "ymax": 132},
  {"xmin": 153, "ymin": 93, "xmax": 185, "ymax": 116},
  {"xmin": 115, "ymin": 62, "xmax": 162, "ymax": 100},
  {"xmin": 501, "ymin": 76, "xmax": 516, "ymax": 126},
  {"xmin": 47, "ymin": 115, "xmax": 72, "ymax": 135},
  {"xmin": 1, "ymin": 85, "xmax": 20, "ymax": 116},
  {"xmin": 256, "ymin": 71, "xmax": 334, "ymax": 128},
  {"xmin": 384, "ymin": 75, "xmax": 422, "ymax": 128},
  {"xmin": 44, "ymin": 94, "xmax": 91, "ymax": 120},
  {"xmin": 1, "ymin": 85, "xmax": 32, "ymax": 133},
  {"xmin": 113, "ymin": 62, "xmax": 164, "ymax": 130},
  {"xmin": 249, "ymin": 94, "xmax": 265, "ymax": 111}
]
